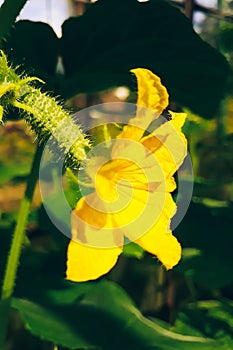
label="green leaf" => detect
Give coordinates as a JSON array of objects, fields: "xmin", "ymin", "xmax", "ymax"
[
  {"xmin": 123, "ymin": 241, "xmax": 144, "ymax": 259},
  {"xmin": 0, "ymin": 121, "xmax": 35, "ymax": 184},
  {"xmin": 174, "ymin": 201, "xmax": 233, "ymax": 290},
  {"xmin": 0, "ymin": 298, "xmax": 11, "ymax": 348},
  {"xmin": 12, "ymin": 298, "xmax": 99, "ymax": 349},
  {"xmin": 13, "ymin": 280, "xmax": 224, "ymax": 349},
  {"xmin": 174, "ymin": 299, "xmax": 233, "ymax": 349},
  {"xmin": 0, "ymin": 0, "xmax": 28, "ymax": 42},
  {"xmin": 64, "ymin": 168, "xmax": 83, "ymax": 208},
  {"xmin": 3, "ymin": 0, "xmax": 229, "ymax": 118},
  {"xmin": 0, "ymin": 219, "xmax": 14, "ymax": 283},
  {"xmin": 176, "ymin": 250, "xmax": 233, "ymax": 290},
  {"xmin": 60, "ymin": 0, "xmax": 229, "ymax": 118},
  {"xmin": 219, "ymin": 23, "xmax": 233, "ymax": 53},
  {"xmin": 3, "ymin": 20, "xmax": 59, "ymax": 84}
]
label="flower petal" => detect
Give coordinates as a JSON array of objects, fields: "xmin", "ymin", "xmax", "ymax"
[
  {"xmin": 113, "ymin": 186, "xmax": 167, "ymax": 243},
  {"xmin": 136, "ymin": 192, "xmax": 176, "ymax": 236},
  {"xmin": 149, "ymin": 233, "xmax": 181, "ymax": 270},
  {"xmin": 71, "ymin": 193, "xmax": 123, "ymax": 247},
  {"xmin": 111, "ymin": 138, "xmax": 165, "ymax": 191},
  {"xmin": 117, "ymin": 68, "xmax": 169, "ymax": 141},
  {"xmin": 131, "ymin": 68, "xmax": 169, "ymax": 113},
  {"xmin": 67, "ymin": 193, "xmax": 124, "ymax": 282},
  {"xmin": 66, "ymin": 240, "xmax": 122, "ymax": 282},
  {"xmin": 136, "ymin": 226, "xmax": 181, "ymax": 268},
  {"xmin": 141, "ymin": 112, "xmax": 187, "ymax": 178},
  {"xmin": 135, "ymin": 193, "xmax": 181, "ymax": 269}
]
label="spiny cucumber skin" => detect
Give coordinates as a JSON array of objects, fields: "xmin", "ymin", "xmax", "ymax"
[
  {"xmin": 0, "ymin": 55, "xmax": 19, "ymax": 84},
  {"xmin": 0, "ymin": 51, "xmax": 90, "ymax": 167},
  {"xmin": 20, "ymin": 85, "xmax": 90, "ymax": 167}
]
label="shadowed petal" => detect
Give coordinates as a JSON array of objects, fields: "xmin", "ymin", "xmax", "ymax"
[
  {"xmin": 71, "ymin": 194, "xmax": 123, "ymax": 247},
  {"xmin": 141, "ymin": 112, "xmax": 187, "ymax": 178}
]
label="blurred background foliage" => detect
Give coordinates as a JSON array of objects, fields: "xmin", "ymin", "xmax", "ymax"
[{"xmin": 1, "ymin": 0, "xmax": 233, "ymax": 349}]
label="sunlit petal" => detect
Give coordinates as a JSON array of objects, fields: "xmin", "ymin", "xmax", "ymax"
[
  {"xmin": 66, "ymin": 240, "xmax": 122, "ymax": 282},
  {"xmin": 135, "ymin": 193, "xmax": 181, "ymax": 269},
  {"xmin": 67, "ymin": 194, "xmax": 124, "ymax": 281},
  {"xmin": 111, "ymin": 138, "xmax": 165, "ymax": 191},
  {"xmin": 150, "ymin": 233, "xmax": 181, "ymax": 270},
  {"xmin": 131, "ymin": 68, "xmax": 169, "ymax": 113},
  {"xmin": 117, "ymin": 68, "xmax": 169, "ymax": 141},
  {"xmin": 71, "ymin": 194, "xmax": 123, "ymax": 247},
  {"xmin": 113, "ymin": 186, "xmax": 167, "ymax": 243}
]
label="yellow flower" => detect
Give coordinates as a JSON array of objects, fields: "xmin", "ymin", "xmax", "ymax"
[{"xmin": 66, "ymin": 68, "xmax": 187, "ymax": 282}]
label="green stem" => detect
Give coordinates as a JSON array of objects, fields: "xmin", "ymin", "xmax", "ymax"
[{"xmin": 0, "ymin": 143, "xmax": 43, "ymax": 349}]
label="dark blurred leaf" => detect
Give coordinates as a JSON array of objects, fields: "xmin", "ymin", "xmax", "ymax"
[
  {"xmin": 175, "ymin": 201, "xmax": 233, "ymax": 257},
  {"xmin": 219, "ymin": 24, "xmax": 233, "ymax": 52},
  {"xmin": 0, "ymin": 298, "xmax": 11, "ymax": 348},
  {"xmin": 123, "ymin": 241, "xmax": 144, "ymax": 259},
  {"xmin": 174, "ymin": 299, "xmax": 233, "ymax": 349},
  {"xmin": 0, "ymin": 121, "xmax": 35, "ymax": 184},
  {"xmin": 195, "ymin": 134, "xmax": 233, "ymax": 184},
  {"xmin": 0, "ymin": 0, "xmax": 28, "ymax": 42},
  {"xmin": 38, "ymin": 203, "xmax": 70, "ymax": 250},
  {"xmin": 176, "ymin": 249, "xmax": 233, "ymax": 290},
  {"xmin": 2, "ymin": 20, "xmax": 59, "ymax": 85},
  {"xmin": 0, "ymin": 219, "xmax": 14, "ymax": 283},
  {"xmin": 64, "ymin": 168, "xmax": 83, "ymax": 209},
  {"xmin": 175, "ymin": 201, "xmax": 233, "ymax": 290},
  {"xmin": 2, "ymin": 0, "xmax": 229, "ymax": 118},
  {"xmin": 12, "ymin": 298, "xmax": 97, "ymax": 349},
  {"xmin": 60, "ymin": 0, "xmax": 229, "ymax": 118},
  {"xmin": 12, "ymin": 280, "xmax": 224, "ymax": 349},
  {"xmin": 0, "ymin": 163, "xmax": 28, "ymax": 184}
]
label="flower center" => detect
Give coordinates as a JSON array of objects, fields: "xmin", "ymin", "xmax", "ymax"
[{"xmin": 95, "ymin": 160, "xmax": 120, "ymax": 202}]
